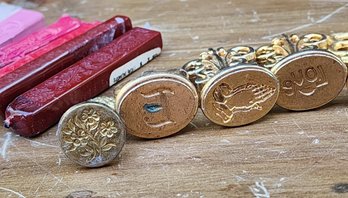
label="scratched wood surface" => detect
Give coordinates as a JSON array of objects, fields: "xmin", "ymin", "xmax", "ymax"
[{"xmin": 1, "ymin": 0, "xmax": 348, "ymax": 197}]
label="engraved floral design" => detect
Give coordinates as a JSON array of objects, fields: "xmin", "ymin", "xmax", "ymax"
[
  {"xmin": 61, "ymin": 108, "xmax": 119, "ymax": 162},
  {"xmin": 100, "ymin": 121, "xmax": 118, "ymax": 138},
  {"xmin": 81, "ymin": 108, "xmax": 100, "ymax": 130},
  {"xmin": 63, "ymin": 123, "xmax": 89, "ymax": 151}
]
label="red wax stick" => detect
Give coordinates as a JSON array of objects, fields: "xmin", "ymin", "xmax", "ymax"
[
  {"xmin": 0, "ymin": 15, "xmax": 132, "ymax": 118},
  {"xmin": 5, "ymin": 27, "xmax": 163, "ymax": 137},
  {"xmin": 0, "ymin": 22, "xmax": 98, "ymax": 78}
]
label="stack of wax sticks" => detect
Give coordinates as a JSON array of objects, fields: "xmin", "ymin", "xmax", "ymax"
[{"xmin": 0, "ymin": 3, "xmax": 163, "ymax": 137}]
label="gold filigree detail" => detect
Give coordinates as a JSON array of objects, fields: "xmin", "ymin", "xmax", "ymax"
[
  {"xmin": 256, "ymin": 45, "xmax": 289, "ymax": 69},
  {"xmin": 226, "ymin": 46, "xmax": 256, "ymax": 66},
  {"xmin": 61, "ymin": 108, "xmax": 118, "ymax": 162},
  {"xmin": 297, "ymin": 33, "xmax": 329, "ymax": 51},
  {"xmin": 256, "ymin": 34, "xmax": 296, "ymax": 69},
  {"xmin": 256, "ymin": 33, "xmax": 331, "ymax": 69},
  {"xmin": 213, "ymin": 82, "xmax": 276, "ymax": 123},
  {"xmin": 328, "ymin": 32, "xmax": 348, "ymax": 64},
  {"xmin": 182, "ymin": 59, "xmax": 219, "ymax": 92},
  {"xmin": 182, "ymin": 46, "xmax": 256, "ymax": 91}
]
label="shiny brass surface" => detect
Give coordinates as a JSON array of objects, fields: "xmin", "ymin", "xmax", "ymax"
[
  {"xmin": 256, "ymin": 33, "xmax": 348, "ymax": 111},
  {"xmin": 271, "ymin": 50, "xmax": 347, "ymax": 110},
  {"xmin": 115, "ymin": 72, "xmax": 199, "ymax": 139},
  {"xmin": 57, "ymin": 102, "xmax": 126, "ymax": 167},
  {"xmin": 183, "ymin": 47, "xmax": 279, "ymax": 126}
]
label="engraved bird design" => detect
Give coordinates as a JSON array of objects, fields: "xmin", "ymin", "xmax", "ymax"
[{"xmin": 213, "ymin": 82, "xmax": 276, "ymax": 124}]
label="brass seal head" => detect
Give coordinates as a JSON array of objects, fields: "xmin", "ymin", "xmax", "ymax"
[
  {"xmin": 183, "ymin": 47, "xmax": 279, "ymax": 127},
  {"xmin": 57, "ymin": 101, "xmax": 126, "ymax": 167},
  {"xmin": 271, "ymin": 50, "xmax": 347, "ymax": 111},
  {"xmin": 256, "ymin": 33, "xmax": 348, "ymax": 111},
  {"xmin": 115, "ymin": 72, "xmax": 199, "ymax": 139}
]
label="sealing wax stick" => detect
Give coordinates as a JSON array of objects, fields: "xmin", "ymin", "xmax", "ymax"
[
  {"xmin": 5, "ymin": 27, "xmax": 163, "ymax": 137},
  {"xmin": 0, "ymin": 15, "xmax": 132, "ymax": 118},
  {"xmin": 0, "ymin": 3, "xmax": 20, "ymax": 22},
  {"xmin": 0, "ymin": 22, "xmax": 98, "ymax": 78},
  {"xmin": 0, "ymin": 15, "xmax": 86, "ymax": 67},
  {"xmin": 0, "ymin": 8, "xmax": 45, "ymax": 47}
]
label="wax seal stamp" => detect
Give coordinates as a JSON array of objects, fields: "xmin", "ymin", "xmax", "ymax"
[
  {"xmin": 57, "ymin": 98, "xmax": 125, "ymax": 167},
  {"xmin": 115, "ymin": 72, "xmax": 199, "ymax": 139},
  {"xmin": 183, "ymin": 47, "xmax": 279, "ymax": 127},
  {"xmin": 256, "ymin": 33, "xmax": 348, "ymax": 111},
  {"xmin": 271, "ymin": 50, "xmax": 347, "ymax": 110}
]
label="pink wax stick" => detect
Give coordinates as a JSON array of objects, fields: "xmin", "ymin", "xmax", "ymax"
[
  {"xmin": 0, "ymin": 22, "xmax": 99, "ymax": 78},
  {"xmin": 0, "ymin": 8, "xmax": 45, "ymax": 48},
  {"xmin": 0, "ymin": 15, "xmax": 85, "ymax": 67},
  {"xmin": 0, "ymin": 3, "xmax": 21, "ymax": 22}
]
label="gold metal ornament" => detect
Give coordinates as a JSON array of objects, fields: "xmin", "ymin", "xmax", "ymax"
[
  {"xmin": 57, "ymin": 97, "xmax": 126, "ymax": 167},
  {"xmin": 182, "ymin": 46, "xmax": 279, "ymax": 127},
  {"xmin": 328, "ymin": 32, "xmax": 348, "ymax": 64},
  {"xmin": 256, "ymin": 33, "xmax": 348, "ymax": 111},
  {"xmin": 297, "ymin": 33, "xmax": 329, "ymax": 51},
  {"xmin": 115, "ymin": 71, "xmax": 199, "ymax": 139}
]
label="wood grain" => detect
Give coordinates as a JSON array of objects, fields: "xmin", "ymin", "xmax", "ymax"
[{"xmin": 1, "ymin": 0, "xmax": 348, "ymax": 197}]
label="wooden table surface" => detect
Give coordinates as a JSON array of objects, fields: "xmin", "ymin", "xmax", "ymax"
[{"xmin": 1, "ymin": 0, "xmax": 348, "ymax": 197}]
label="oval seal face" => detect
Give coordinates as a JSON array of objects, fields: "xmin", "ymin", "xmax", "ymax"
[
  {"xmin": 271, "ymin": 50, "xmax": 347, "ymax": 111},
  {"xmin": 115, "ymin": 72, "xmax": 199, "ymax": 139},
  {"xmin": 201, "ymin": 65, "xmax": 279, "ymax": 127},
  {"xmin": 58, "ymin": 102, "xmax": 126, "ymax": 168}
]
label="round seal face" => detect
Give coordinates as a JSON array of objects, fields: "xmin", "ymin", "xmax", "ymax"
[
  {"xmin": 115, "ymin": 73, "xmax": 199, "ymax": 139},
  {"xmin": 58, "ymin": 102, "xmax": 126, "ymax": 168},
  {"xmin": 200, "ymin": 65, "xmax": 279, "ymax": 127},
  {"xmin": 271, "ymin": 50, "xmax": 347, "ymax": 111}
]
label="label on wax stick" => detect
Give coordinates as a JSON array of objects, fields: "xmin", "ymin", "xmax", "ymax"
[{"xmin": 109, "ymin": 47, "xmax": 161, "ymax": 86}]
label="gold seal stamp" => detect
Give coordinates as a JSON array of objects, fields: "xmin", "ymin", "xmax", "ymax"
[
  {"xmin": 271, "ymin": 50, "xmax": 346, "ymax": 110},
  {"xmin": 256, "ymin": 33, "xmax": 348, "ymax": 111},
  {"xmin": 57, "ymin": 100, "xmax": 126, "ymax": 167},
  {"xmin": 183, "ymin": 47, "xmax": 279, "ymax": 127},
  {"xmin": 115, "ymin": 72, "xmax": 199, "ymax": 139}
]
